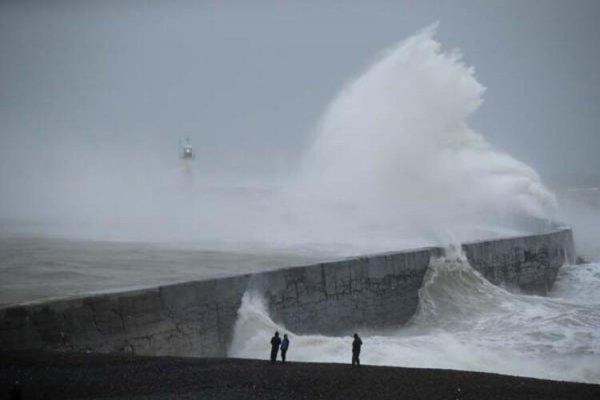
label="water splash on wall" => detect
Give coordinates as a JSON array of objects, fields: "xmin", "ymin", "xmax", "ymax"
[
  {"xmin": 0, "ymin": 25, "xmax": 558, "ymax": 253},
  {"xmin": 229, "ymin": 256, "xmax": 600, "ymax": 384},
  {"xmin": 287, "ymin": 24, "xmax": 557, "ymax": 247}
]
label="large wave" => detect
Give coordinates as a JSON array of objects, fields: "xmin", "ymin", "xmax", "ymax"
[
  {"xmin": 286, "ymin": 24, "xmax": 557, "ymax": 248},
  {"xmin": 228, "ymin": 26, "xmax": 599, "ymax": 384},
  {"xmin": 229, "ymin": 255, "xmax": 600, "ymax": 383},
  {"xmin": 1, "ymin": 25, "xmax": 558, "ymax": 254}
]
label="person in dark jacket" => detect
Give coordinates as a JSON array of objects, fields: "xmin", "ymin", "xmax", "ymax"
[
  {"xmin": 270, "ymin": 331, "xmax": 281, "ymax": 363},
  {"xmin": 280, "ymin": 334, "xmax": 290, "ymax": 363},
  {"xmin": 352, "ymin": 333, "xmax": 362, "ymax": 366}
]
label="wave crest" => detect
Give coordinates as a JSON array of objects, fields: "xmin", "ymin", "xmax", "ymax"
[{"xmin": 290, "ymin": 24, "xmax": 557, "ymax": 245}]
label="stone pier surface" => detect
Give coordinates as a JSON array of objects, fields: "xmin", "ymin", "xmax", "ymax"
[{"xmin": 0, "ymin": 227, "xmax": 575, "ymax": 357}]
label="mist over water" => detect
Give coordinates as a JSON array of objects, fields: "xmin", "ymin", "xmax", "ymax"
[
  {"xmin": 2, "ymin": 21, "xmax": 599, "ymax": 384},
  {"xmin": 557, "ymin": 188, "xmax": 600, "ymax": 261},
  {"xmin": 1, "ymin": 25, "xmax": 558, "ymax": 254}
]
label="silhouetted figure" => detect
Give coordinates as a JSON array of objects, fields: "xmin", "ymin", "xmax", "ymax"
[
  {"xmin": 280, "ymin": 334, "xmax": 290, "ymax": 363},
  {"xmin": 270, "ymin": 331, "xmax": 281, "ymax": 363},
  {"xmin": 352, "ymin": 333, "xmax": 362, "ymax": 366},
  {"xmin": 10, "ymin": 380, "xmax": 22, "ymax": 400}
]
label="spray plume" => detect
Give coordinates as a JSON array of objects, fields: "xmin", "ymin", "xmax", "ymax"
[{"xmin": 287, "ymin": 24, "xmax": 556, "ymax": 248}]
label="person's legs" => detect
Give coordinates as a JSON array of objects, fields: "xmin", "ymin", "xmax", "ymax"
[{"xmin": 281, "ymin": 350, "xmax": 286, "ymax": 363}]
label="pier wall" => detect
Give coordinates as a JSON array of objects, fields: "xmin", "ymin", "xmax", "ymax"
[{"xmin": 0, "ymin": 228, "xmax": 575, "ymax": 357}]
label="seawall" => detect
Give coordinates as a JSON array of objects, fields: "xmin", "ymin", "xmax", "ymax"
[{"xmin": 0, "ymin": 228, "xmax": 575, "ymax": 357}]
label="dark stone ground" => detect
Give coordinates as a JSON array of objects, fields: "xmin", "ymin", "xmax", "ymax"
[{"xmin": 1, "ymin": 352, "xmax": 599, "ymax": 400}]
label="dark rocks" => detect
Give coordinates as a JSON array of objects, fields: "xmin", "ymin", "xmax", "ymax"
[{"xmin": 1, "ymin": 351, "xmax": 599, "ymax": 400}]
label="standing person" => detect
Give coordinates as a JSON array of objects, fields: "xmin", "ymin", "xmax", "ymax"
[
  {"xmin": 280, "ymin": 334, "xmax": 290, "ymax": 363},
  {"xmin": 352, "ymin": 333, "xmax": 362, "ymax": 366},
  {"xmin": 270, "ymin": 331, "xmax": 281, "ymax": 363}
]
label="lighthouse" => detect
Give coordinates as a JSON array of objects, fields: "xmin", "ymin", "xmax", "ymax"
[{"xmin": 181, "ymin": 138, "xmax": 193, "ymax": 159}]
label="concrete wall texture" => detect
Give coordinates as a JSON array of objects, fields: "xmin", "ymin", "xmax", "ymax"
[{"xmin": 0, "ymin": 228, "xmax": 575, "ymax": 357}]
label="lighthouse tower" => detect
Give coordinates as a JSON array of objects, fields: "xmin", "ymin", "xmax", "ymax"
[{"xmin": 180, "ymin": 137, "xmax": 194, "ymax": 183}]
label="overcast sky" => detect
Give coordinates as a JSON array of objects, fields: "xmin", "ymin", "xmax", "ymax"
[{"xmin": 1, "ymin": 0, "xmax": 599, "ymax": 187}]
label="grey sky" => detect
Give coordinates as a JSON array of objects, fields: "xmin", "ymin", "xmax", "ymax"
[{"xmin": 1, "ymin": 0, "xmax": 599, "ymax": 189}]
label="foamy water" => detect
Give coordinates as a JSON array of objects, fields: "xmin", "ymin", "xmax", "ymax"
[
  {"xmin": 229, "ymin": 257, "xmax": 600, "ymax": 384},
  {"xmin": 2, "ymin": 23, "xmax": 596, "ymax": 384},
  {"xmin": 228, "ymin": 26, "xmax": 600, "ymax": 384}
]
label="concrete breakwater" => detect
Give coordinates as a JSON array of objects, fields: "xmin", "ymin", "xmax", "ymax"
[{"xmin": 0, "ymin": 228, "xmax": 575, "ymax": 357}]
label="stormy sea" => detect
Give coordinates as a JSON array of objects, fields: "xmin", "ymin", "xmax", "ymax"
[{"xmin": 1, "ymin": 26, "xmax": 599, "ymax": 384}]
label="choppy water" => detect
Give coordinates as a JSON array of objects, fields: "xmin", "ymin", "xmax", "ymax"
[
  {"xmin": 225, "ymin": 26, "xmax": 600, "ymax": 384},
  {"xmin": 2, "ymin": 235, "xmax": 598, "ymax": 383},
  {"xmin": 230, "ymin": 256, "xmax": 600, "ymax": 384},
  {"xmin": 1, "ymin": 24, "xmax": 598, "ymax": 385}
]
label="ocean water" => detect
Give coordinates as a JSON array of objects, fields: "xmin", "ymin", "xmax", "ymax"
[
  {"xmin": 2, "ymin": 236, "xmax": 597, "ymax": 384},
  {"xmin": 1, "ymin": 25, "xmax": 598, "ymax": 384},
  {"xmin": 229, "ymin": 256, "xmax": 600, "ymax": 384},
  {"xmin": 229, "ymin": 25, "xmax": 600, "ymax": 384},
  {"xmin": 0, "ymin": 237, "xmax": 331, "ymax": 306}
]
